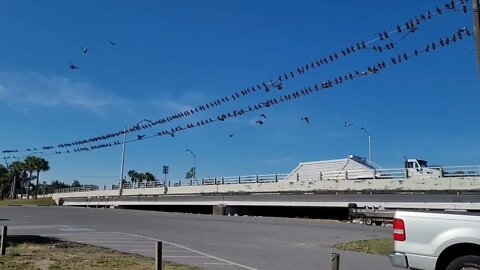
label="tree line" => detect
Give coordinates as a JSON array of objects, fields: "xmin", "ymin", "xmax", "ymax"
[{"xmin": 0, "ymin": 156, "xmax": 49, "ymax": 200}]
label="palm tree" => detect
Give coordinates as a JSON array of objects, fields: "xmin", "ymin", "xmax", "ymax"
[
  {"xmin": 34, "ymin": 158, "xmax": 49, "ymax": 199},
  {"xmin": 24, "ymin": 156, "xmax": 36, "ymax": 199},
  {"xmin": 136, "ymin": 172, "xmax": 146, "ymax": 187},
  {"xmin": 128, "ymin": 170, "xmax": 137, "ymax": 187},
  {"xmin": 8, "ymin": 161, "xmax": 25, "ymax": 199},
  {"xmin": 0, "ymin": 165, "xmax": 9, "ymax": 199}
]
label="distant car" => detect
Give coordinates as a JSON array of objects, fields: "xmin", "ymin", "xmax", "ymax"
[{"xmin": 389, "ymin": 211, "xmax": 480, "ymax": 270}]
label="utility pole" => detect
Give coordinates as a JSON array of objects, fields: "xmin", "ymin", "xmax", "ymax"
[
  {"xmin": 474, "ymin": 0, "xmax": 480, "ymax": 77},
  {"xmin": 186, "ymin": 149, "xmax": 196, "ymax": 184},
  {"xmin": 361, "ymin": 127, "xmax": 372, "ymax": 166},
  {"xmin": 119, "ymin": 125, "xmax": 127, "ymax": 197}
]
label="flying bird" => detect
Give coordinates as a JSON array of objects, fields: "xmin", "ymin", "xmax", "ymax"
[
  {"xmin": 260, "ymin": 114, "xmax": 266, "ymax": 119},
  {"xmin": 301, "ymin": 117, "xmax": 310, "ymax": 124},
  {"xmin": 82, "ymin": 47, "xmax": 88, "ymax": 54},
  {"xmin": 229, "ymin": 133, "xmax": 235, "ymax": 138},
  {"xmin": 68, "ymin": 61, "xmax": 79, "ymax": 70},
  {"xmin": 344, "ymin": 121, "xmax": 353, "ymax": 127},
  {"xmin": 256, "ymin": 120, "xmax": 264, "ymax": 125},
  {"xmin": 109, "ymin": 41, "xmax": 117, "ymax": 46}
]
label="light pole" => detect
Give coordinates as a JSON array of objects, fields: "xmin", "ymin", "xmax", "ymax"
[
  {"xmin": 119, "ymin": 119, "xmax": 151, "ymax": 196},
  {"xmin": 360, "ymin": 127, "xmax": 372, "ymax": 166},
  {"xmin": 186, "ymin": 149, "xmax": 196, "ymax": 184}
]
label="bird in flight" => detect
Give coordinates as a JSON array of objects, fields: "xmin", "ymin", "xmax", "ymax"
[
  {"xmin": 301, "ymin": 117, "xmax": 310, "ymax": 124},
  {"xmin": 260, "ymin": 114, "xmax": 266, "ymax": 119},
  {"xmin": 344, "ymin": 121, "xmax": 353, "ymax": 127},
  {"xmin": 82, "ymin": 47, "xmax": 89, "ymax": 54},
  {"xmin": 256, "ymin": 120, "xmax": 264, "ymax": 125},
  {"xmin": 68, "ymin": 61, "xmax": 79, "ymax": 70},
  {"xmin": 109, "ymin": 41, "xmax": 117, "ymax": 46},
  {"xmin": 229, "ymin": 133, "xmax": 235, "ymax": 138}
]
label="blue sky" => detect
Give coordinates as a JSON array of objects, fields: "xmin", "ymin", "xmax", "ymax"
[{"xmin": 1, "ymin": 1, "xmax": 479, "ymax": 186}]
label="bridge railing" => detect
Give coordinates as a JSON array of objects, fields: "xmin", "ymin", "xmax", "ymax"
[
  {"xmin": 53, "ymin": 165, "xmax": 480, "ymax": 193},
  {"xmin": 54, "ymin": 185, "xmax": 99, "ymax": 193},
  {"xmin": 442, "ymin": 165, "xmax": 480, "ymax": 177}
]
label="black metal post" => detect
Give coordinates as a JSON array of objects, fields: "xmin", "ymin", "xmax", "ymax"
[
  {"xmin": 156, "ymin": 241, "xmax": 162, "ymax": 270},
  {"xmin": 1, "ymin": 226, "xmax": 7, "ymax": 256}
]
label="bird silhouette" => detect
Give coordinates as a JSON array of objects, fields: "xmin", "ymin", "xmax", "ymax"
[
  {"xmin": 344, "ymin": 121, "xmax": 353, "ymax": 127},
  {"xmin": 82, "ymin": 47, "xmax": 89, "ymax": 54},
  {"xmin": 301, "ymin": 117, "xmax": 310, "ymax": 124},
  {"xmin": 137, "ymin": 135, "xmax": 145, "ymax": 140},
  {"xmin": 256, "ymin": 120, "xmax": 264, "ymax": 125},
  {"xmin": 68, "ymin": 61, "xmax": 79, "ymax": 70},
  {"xmin": 260, "ymin": 114, "xmax": 266, "ymax": 119},
  {"xmin": 109, "ymin": 41, "xmax": 117, "ymax": 46},
  {"xmin": 229, "ymin": 133, "xmax": 235, "ymax": 138}
]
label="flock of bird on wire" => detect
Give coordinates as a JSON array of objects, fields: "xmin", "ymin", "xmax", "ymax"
[{"xmin": 1, "ymin": 0, "xmax": 474, "ymax": 160}]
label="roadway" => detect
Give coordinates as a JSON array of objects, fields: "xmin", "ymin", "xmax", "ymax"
[{"xmin": 0, "ymin": 206, "xmax": 396, "ymax": 270}]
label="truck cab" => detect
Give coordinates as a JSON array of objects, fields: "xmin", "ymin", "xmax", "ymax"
[{"xmin": 405, "ymin": 159, "xmax": 442, "ymax": 178}]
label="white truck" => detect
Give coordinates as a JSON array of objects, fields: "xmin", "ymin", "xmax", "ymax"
[
  {"xmin": 404, "ymin": 159, "xmax": 443, "ymax": 178},
  {"xmin": 389, "ymin": 211, "xmax": 480, "ymax": 270}
]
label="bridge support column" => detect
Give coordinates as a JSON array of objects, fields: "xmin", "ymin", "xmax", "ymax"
[{"xmin": 212, "ymin": 205, "xmax": 226, "ymax": 215}]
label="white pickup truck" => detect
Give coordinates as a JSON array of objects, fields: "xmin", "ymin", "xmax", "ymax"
[{"xmin": 389, "ymin": 211, "xmax": 480, "ymax": 270}]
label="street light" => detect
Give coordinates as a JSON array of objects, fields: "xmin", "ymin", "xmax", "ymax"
[
  {"xmin": 360, "ymin": 127, "xmax": 372, "ymax": 166},
  {"xmin": 119, "ymin": 119, "xmax": 152, "ymax": 196},
  {"xmin": 185, "ymin": 149, "xmax": 196, "ymax": 184}
]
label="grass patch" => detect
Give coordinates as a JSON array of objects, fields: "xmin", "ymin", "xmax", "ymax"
[
  {"xmin": 0, "ymin": 235, "xmax": 203, "ymax": 270},
  {"xmin": 0, "ymin": 197, "xmax": 56, "ymax": 207},
  {"xmin": 334, "ymin": 237, "xmax": 394, "ymax": 255}
]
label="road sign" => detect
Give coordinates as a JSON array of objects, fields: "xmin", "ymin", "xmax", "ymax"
[{"xmin": 163, "ymin": 166, "xmax": 169, "ymax": 175}]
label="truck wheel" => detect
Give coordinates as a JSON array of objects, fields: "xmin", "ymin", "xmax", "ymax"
[
  {"xmin": 365, "ymin": 218, "xmax": 373, "ymax": 226},
  {"xmin": 446, "ymin": 255, "xmax": 480, "ymax": 270}
]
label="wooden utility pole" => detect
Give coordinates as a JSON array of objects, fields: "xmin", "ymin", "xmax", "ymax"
[{"xmin": 474, "ymin": 0, "xmax": 480, "ymax": 77}]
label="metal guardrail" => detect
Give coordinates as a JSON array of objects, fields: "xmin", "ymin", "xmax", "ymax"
[
  {"xmin": 53, "ymin": 165, "xmax": 480, "ymax": 193},
  {"xmin": 54, "ymin": 185, "xmax": 99, "ymax": 193}
]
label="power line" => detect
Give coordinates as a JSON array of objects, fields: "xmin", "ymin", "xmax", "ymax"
[
  {"xmin": 16, "ymin": 27, "xmax": 472, "ymax": 160},
  {"xmin": 1, "ymin": 0, "xmax": 469, "ymax": 155}
]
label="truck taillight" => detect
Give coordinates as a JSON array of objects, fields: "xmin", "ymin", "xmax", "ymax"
[{"xmin": 393, "ymin": 218, "xmax": 406, "ymax": 241}]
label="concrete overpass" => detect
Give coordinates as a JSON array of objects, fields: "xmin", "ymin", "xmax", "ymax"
[{"xmin": 51, "ymin": 158, "xmax": 480, "ymax": 216}]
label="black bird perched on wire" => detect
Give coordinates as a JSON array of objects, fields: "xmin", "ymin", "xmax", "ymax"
[
  {"xmin": 260, "ymin": 114, "xmax": 266, "ymax": 119},
  {"xmin": 82, "ymin": 47, "xmax": 89, "ymax": 54},
  {"xmin": 301, "ymin": 117, "xmax": 310, "ymax": 124},
  {"xmin": 344, "ymin": 121, "xmax": 353, "ymax": 127},
  {"xmin": 137, "ymin": 135, "xmax": 145, "ymax": 140},
  {"xmin": 256, "ymin": 120, "xmax": 264, "ymax": 125}
]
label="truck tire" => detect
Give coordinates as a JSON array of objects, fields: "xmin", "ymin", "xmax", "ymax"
[
  {"xmin": 365, "ymin": 218, "xmax": 373, "ymax": 226},
  {"xmin": 446, "ymin": 255, "xmax": 480, "ymax": 270}
]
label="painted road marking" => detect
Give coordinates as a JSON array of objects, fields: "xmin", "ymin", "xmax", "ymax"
[
  {"xmin": 115, "ymin": 231, "xmax": 258, "ymax": 270},
  {"xmin": 42, "ymin": 231, "xmax": 256, "ymax": 270}
]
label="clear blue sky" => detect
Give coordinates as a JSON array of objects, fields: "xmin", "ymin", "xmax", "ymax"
[{"xmin": 0, "ymin": 1, "xmax": 478, "ymax": 186}]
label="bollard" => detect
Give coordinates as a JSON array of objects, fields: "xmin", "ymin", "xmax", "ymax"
[
  {"xmin": 1, "ymin": 226, "xmax": 7, "ymax": 256},
  {"xmin": 331, "ymin": 252, "xmax": 340, "ymax": 270},
  {"xmin": 156, "ymin": 241, "xmax": 162, "ymax": 270}
]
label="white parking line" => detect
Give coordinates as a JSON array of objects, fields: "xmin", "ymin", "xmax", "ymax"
[
  {"xmin": 164, "ymin": 255, "xmax": 207, "ymax": 258},
  {"xmin": 43, "ymin": 231, "xmax": 256, "ymax": 270},
  {"xmin": 113, "ymin": 232, "xmax": 258, "ymax": 270}
]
